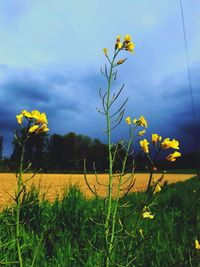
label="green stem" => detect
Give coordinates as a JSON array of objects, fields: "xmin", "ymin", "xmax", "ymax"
[
  {"xmin": 104, "ymin": 51, "xmax": 118, "ymax": 267},
  {"xmin": 16, "ymin": 143, "xmax": 25, "ymax": 267}
]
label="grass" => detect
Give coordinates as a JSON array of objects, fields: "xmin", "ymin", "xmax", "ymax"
[{"xmin": 0, "ymin": 175, "xmax": 200, "ymax": 266}]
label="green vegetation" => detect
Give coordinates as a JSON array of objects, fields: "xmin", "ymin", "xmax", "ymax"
[{"xmin": 0, "ymin": 176, "xmax": 200, "ymax": 266}]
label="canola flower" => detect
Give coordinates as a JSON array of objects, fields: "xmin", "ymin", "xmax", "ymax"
[
  {"xmin": 195, "ymin": 239, "xmax": 200, "ymax": 250},
  {"xmin": 140, "ymin": 139, "xmax": 149, "ymax": 154},
  {"xmin": 133, "ymin": 116, "xmax": 148, "ymax": 128},
  {"xmin": 161, "ymin": 138, "xmax": 179, "ymax": 150},
  {"xmin": 138, "ymin": 130, "xmax": 146, "ymax": 136},
  {"xmin": 103, "ymin": 34, "xmax": 135, "ymax": 59},
  {"xmin": 142, "ymin": 211, "xmax": 154, "ymax": 219},
  {"xmin": 152, "ymin": 133, "xmax": 162, "ymax": 146},
  {"xmin": 153, "ymin": 183, "xmax": 161, "ymax": 194},
  {"xmin": 16, "ymin": 109, "xmax": 49, "ymax": 134},
  {"xmin": 166, "ymin": 151, "xmax": 181, "ymax": 162},
  {"xmin": 125, "ymin": 116, "xmax": 131, "ymax": 125}
]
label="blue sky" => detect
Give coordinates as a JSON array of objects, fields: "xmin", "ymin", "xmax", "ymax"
[{"xmin": 0, "ymin": 0, "xmax": 199, "ymax": 156}]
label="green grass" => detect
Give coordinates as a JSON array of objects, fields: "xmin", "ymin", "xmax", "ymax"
[{"xmin": 1, "ymin": 176, "xmax": 200, "ymax": 266}]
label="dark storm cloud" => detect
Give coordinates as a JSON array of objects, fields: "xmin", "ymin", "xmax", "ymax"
[{"xmin": 158, "ymin": 65, "xmax": 200, "ymax": 152}]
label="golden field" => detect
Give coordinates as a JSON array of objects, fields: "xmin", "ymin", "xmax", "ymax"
[{"xmin": 0, "ymin": 172, "xmax": 194, "ymax": 210}]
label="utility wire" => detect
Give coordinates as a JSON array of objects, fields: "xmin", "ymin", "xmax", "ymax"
[{"xmin": 179, "ymin": 0, "xmax": 199, "ymax": 175}]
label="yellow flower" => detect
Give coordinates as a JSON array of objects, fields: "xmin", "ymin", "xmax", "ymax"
[
  {"xmin": 123, "ymin": 34, "xmax": 132, "ymax": 42},
  {"xmin": 16, "ymin": 114, "xmax": 23, "ymax": 125},
  {"xmin": 21, "ymin": 110, "xmax": 31, "ymax": 118},
  {"xmin": 166, "ymin": 151, "xmax": 181, "ymax": 162},
  {"xmin": 153, "ymin": 184, "xmax": 161, "ymax": 194},
  {"xmin": 36, "ymin": 124, "xmax": 49, "ymax": 134},
  {"xmin": 142, "ymin": 211, "xmax": 154, "ymax": 219},
  {"xmin": 116, "ymin": 35, "xmax": 121, "ymax": 42},
  {"xmin": 117, "ymin": 59, "xmax": 126, "ymax": 65},
  {"xmin": 195, "ymin": 239, "xmax": 200, "ymax": 250},
  {"xmin": 139, "ymin": 229, "xmax": 144, "ymax": 238},
  {"xmin": 115, "ymin": 42, "xmax": 122, "ymax": 50},
  {"xmin": 171, "ymin": 139, "xmax": 179, "ymax": 149},
  {"xmin": 29, "ymin": 125, "xmax": 39, "ymax": 133},
  {"xmin": 125, "ymin": 42, "xmax": 135, "ymax": 53},
  {"xmin": 138, "ymin": 130, "xmax": 146, "ymax": 136},
  {"xmin": 125, "ymin": 116, "xmax": 131, "ymax": 125},
  {"xmin": 140, "ymin": 139, "xmax": 149, "ymax": 153},
  {"xmin": 103, "ymin": 48, "xmax": 108, "ymax": 57},
  {"xmin": 161, "ymin": 138, "xmax": 179, "ymax": 150},
  {"xmin": 152, "ymin": 134, "xmax": 162, "ymax": 146},
  {"xmin": 36, "ymin": 113, "xmax": 48, "ymax": 125},
  {"xmin": 134, "ymin": 116, "xmax": 147, "ymax": 128}
]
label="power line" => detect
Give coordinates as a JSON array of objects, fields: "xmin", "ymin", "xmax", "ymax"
[{"xmin": 179, "ymin": 0, "xmax": 199, "ymax": 174}]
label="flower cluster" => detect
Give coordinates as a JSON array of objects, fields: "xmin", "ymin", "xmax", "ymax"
[
  {"xmin": 142, "ymin": 207, "xmax": 154, "ymax": 219},
  {"xmin": 16, "ymin": 110, "xmax": 49, "ymax": 134},
  {"xmin": 115, "ymin": 34, "xmax": 134, "ymax": 53},
  {"xmin": 103, "ymin": 34, "xmax": 135, "ymax": 60},
  {"xmin": 126, "ymin": 115, "xmax": 148, "ymax": 128},
  {"xmin": 125, "ymin": 115, "xmax": 181, "ymax": 163}
]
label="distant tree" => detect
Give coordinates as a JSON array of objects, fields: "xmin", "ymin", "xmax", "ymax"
[{"xmin": 0, "ymin": 135, "xmax": 3, "ymax": 160}]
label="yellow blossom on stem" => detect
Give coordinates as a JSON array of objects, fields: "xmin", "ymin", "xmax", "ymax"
[
  {"xmin": 138, "ymin": 130, "xmax": 146, "ymax": 137},
  {"xmin": 152, "ymin": 133, "xmax": 162, "ymax": 146},
  {"xmin": 36, "ymin": 124, "xmax": 49, "ymax": 134},
  {"xmin": 134, "ymin": 116, "xmax": 147, "ymax": 128},
  {"xmin": 125, "ymin": 116, "xmax": 131, "ymax": 125},
  {"xmin": 140, "ymin": 139, "xmax": 149, "ymax": 153},
  {"xmin": 116, "ymin": 35, "xmax": 121, "ymax": 42},
  {"xmin": 123, "ymin": 34, "xmax": 132, "ymax": 42},
  {"xmin": 195, "ymin": 239, "xmax": 200, "ymax": 250},
  {"xmin": 166, "ymin": 151, "xmax": 181, "ymax": 162},
  {"xmin": 117, "ymin": 59, "xmax": 126, "ymax": 65},
  {"xmin": 16, "ymin": 114, "xmax": 23, "ymax": 125},
  {"xmin": 21, "ymin": 110, "xmax": 31, "ymax": 118},
  {"xmin": 153, "ymin": 183, "xmax": 161, "ymax": 194},
  {"xmin": 103, "ymin": 48, "xmax": 108, "ymax": 57},
  {"xmin": 115, "ymin": 42, "xmax": 122, "ymax": 50},
  {"xmin": 29, "ymin": 125, "xmax": 39, "ymax": 133},
  {"xmin": 161, "ymin": 138, "xmax": 179, "ymax": 150},
  {"xmin": 142, "ymin": 211, "xmax": 154, "ymax": 219}
]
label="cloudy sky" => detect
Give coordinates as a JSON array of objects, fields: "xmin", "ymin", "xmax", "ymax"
[{"xmin": 0, "ymin": 0, "xmax": 199, "ymax": 156}]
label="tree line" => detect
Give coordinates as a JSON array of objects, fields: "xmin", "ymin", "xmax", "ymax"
[{"xmin": 0, "ymin": 132, "xmax": 198, "ymax": 173}]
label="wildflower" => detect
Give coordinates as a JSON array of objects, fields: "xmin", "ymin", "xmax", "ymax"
[
  {"xmin": 115, "ymin": 41, "xmax": 122, "ymax": 50},
  {"xmin": 134, "ymin": 116, "xmax": 147, "ymax": 128},
  {"xmin": 29, "ymin": 125, "xmax": 39, "ymax": 133},
  {"xmin": 36, "ymin": 124, "xmax": 49, "ymax": 134},
  {"xmin": 125, "ymin": 116, "xmax": 131, "ymax": 125},
  {"xmin": 195, "ymin": 239, "xmax": 200, "ymax": 250},
  {"xmin": 153, "ymin": 183, "xmax": 161, "ymax": 194},
  {"xmin": 16, "ymin": 109, "xmax": 49, "ymax": 135},
  {"xmin": 103, "ymin": 48, "xmax": 108, "ymax": 57},
  {"xmin": 140, "ymin": 139, "xmax": 149, "ymax": 153},
  {"xmin": 116, "ymin": 35, "xmax": 121, "ymax": 42},
  {"xmin": 166, "ymin": 151, "xmax": 181, "ymax": 162},
  {"xmin": 138, "ymin": 130, "xmax": 146, "ymax": 136},
  {"xmin": 125, "ymin": 42, "xmax": 134, "ymax": 53},
  {"xmin": 161, "ymin": 138, "xmax": 179, "ymax": 150},
  {"xmin": 16, "ymin": 114, "xmax": 23, "ymax": 125},
  {"xmin": 170, "ymin": 139, "xmax": 180, "ymax": 149},
  {"xmin": 142, "ymin": 211, "xmax": 154, "ymax": 219},
  {"xmin": 117, "ymin": 59, "xmax": 126, "ymax": 65},
  {"xmin": 139, "ymin": 229, "xmax": 144, "ymax": 238},
  {"xmin": 21, "ymin": 110, "xmax": 31, "ymax": 118},
  {"xmin": 123, "ymin": 34, "xmax": 132, "ymax": 42},
  {"xmin": 152, "ymin": 134, "xmax": 162, "ymax": 146}
]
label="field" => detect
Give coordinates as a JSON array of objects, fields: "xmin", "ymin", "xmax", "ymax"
[
  {"xmin": 0, "ymin": 174, "xmax": 200, "ymax": 266},
  {"xmin": 0, "ymin": 172, "xmax": 194, "ymax": 210}
]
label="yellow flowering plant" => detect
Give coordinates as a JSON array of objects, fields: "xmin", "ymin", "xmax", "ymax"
[
  {"xmin": 84, "ymin": 34, "xmax": 181, "ymax": 267},
  {"xmin": 14, "ymin": 109, "xmax": 49, "ymax": 267}
]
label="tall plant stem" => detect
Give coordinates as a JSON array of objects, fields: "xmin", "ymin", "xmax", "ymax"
[
  {"xmin": 16, "ymin": 143, "xmax": 25, "ymax": 267},
  {"xmin": 104, "ymin": 52, "xmax": 118, "ymax": 267}
]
